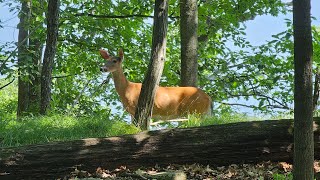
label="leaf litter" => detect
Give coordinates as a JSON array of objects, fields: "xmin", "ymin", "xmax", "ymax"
[{"xmin": 65, "ymin": 161, "xmax": 320, "ymax": 180}]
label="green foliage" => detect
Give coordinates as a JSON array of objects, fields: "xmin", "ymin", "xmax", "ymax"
[
  {"xmin": 313, "ymin": 27, "xmax": 320, "ymax": 65},
  {"xmin": 51, "ymin": 0, "xmax": 290, "ymax": 116},
  {"xmin": 273, "ymin": 173, "xmax": 293, "ymax": 180},
  {"xmin": 1, "ymin": 0, "xmax": 315, "ymax": 118},
  {"xmin": 0, "ymin": 79, "xmax": 17, "ymax": 120}
]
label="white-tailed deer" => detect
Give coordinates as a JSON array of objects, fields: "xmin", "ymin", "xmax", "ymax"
[{"xmin": 99, "ymin": 49, "xmax": 212, "ymax": 121}]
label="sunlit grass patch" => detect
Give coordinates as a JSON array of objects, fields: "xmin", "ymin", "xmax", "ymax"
[
  {"xmin": 177, "ymin": 112, "xmax": 260, "ymax": 128},
  {"xmin": 0, "ymin": 80, "xmax": 17, "ymax": 121},
  {"xmin": 0, "ymin": 114, "xmax": 140, "ymax": 148}
]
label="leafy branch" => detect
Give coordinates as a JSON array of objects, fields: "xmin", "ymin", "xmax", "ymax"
[
  {"xmin": 52, "ymin": 69, "xmax": 86, "ymax": 79},
  {"xmin": 224, "ymin": 90, "xmax": 291, "ymax": 110},
  {"xmin": 74, "ymin": 13, "xmax": 179, "ymax": 19},
  {"xmin": 0, "ymin": 24, "xmax": 43, "ymax": 69},
  {"xmin": 220, "ymin": 101, "xmax": 290, "ymax": 110},
  {"xmin": 58, "ymin": 37, "xmax": 98, "ymax": 51}
]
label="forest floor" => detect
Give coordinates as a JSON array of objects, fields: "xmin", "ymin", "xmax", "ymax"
[{"xmin": 66, "ymin": 161, "xmax": 320, "ymax": 180}]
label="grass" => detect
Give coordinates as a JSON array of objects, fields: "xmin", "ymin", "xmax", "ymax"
[
  {"xmin": 0, "ymin": 80, "xmax": 140, "ymax": 148},
  {"xmin": 0, "ymin": 114, "xmax": 140, "ymax": 148},
  {"xmin": 0, "ymin": 111, "xmax": 259, "ymax": 148},
  {"xmin": 176, "ymin": 112, "xmax": 263, "ymax": 128}
]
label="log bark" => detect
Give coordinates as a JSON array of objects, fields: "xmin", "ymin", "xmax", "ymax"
[{"xmin": 1, "ymin": 119, "xmax": 320, "ymax": 179}]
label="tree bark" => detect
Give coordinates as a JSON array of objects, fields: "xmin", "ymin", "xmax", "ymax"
[
  {"xmin": 2, "ymin": 119, "xmax": 320, "ymax": 179},
  {"xmin": 17, "ymin": 0, "xmax": 44, "ymax": 117},
  {"xmin": 293, "ymin": 0, "xmax": 314, "ymax": 179},
  {"xmin": 28, "ymin": 38, "xmax": 42, "ymax": 114},
  {"xmin": 28, "ymin": 0, "xmax": 44, "ymax": 114},
  {"xmin": 134, "ymin": 0, "xmax": 169, "ymax": 130},
  {"xmin": 17, "ymin": 0, "xmax": 31, "ymax": 117},
  {"xmin": 180, "ymin": 0, "xmax": 198, "ymax": 87},
  {"xmin": 40, "ymin": 0, "xmax": 60, "ymax": 115}
]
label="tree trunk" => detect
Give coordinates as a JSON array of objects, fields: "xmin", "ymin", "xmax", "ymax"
[
  {"xmin": 29, "ymin": 33, "xmax": 42, "ymax": 114},
  {"xmin": 28, "ymin": 1, "xmax": 44, "ymax": 114},
  {"xmin": 180, "ymin": 0, "xmax": 198, "ymax": 87},
  {"xmin": 28, "ymin": 38, "xmax": 42, "ymax": 114},
  {"xmin": 133, "ymin": 0, "xmax": 169, "ymax": 130},
  {"xmin": 293, "ymin": 0, "xmax": 314, "ymax": 179},
  {"xmin": 2, "ymin": 119, "xmax": 320, "ymax": 179},
  {"xmin": 17, "ymin": 0, "xmax": 31, "ymax": 117},
  {"xmin": 40, "ymin": 0, "xmax": 60, "ymax": 115}
]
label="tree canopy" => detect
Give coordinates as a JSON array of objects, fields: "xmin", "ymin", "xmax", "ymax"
[{"xmin": 0, "ymin": 0, "xmax": 319, "ymax": 118}]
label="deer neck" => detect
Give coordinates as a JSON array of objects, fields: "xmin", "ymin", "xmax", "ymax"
[{"xmin": 111, "ymin": 67, "xmax": 129, "ymax": 97}]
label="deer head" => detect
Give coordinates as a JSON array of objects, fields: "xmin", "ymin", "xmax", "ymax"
[{"xmin": 99, "ymin": 49, "xmax": 124, "ymax": 73}]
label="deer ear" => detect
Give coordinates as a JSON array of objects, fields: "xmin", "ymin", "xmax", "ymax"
[
  {"xmin": 118, "ymin": 48, "xmax": 124, "ymax": 60},
  {"xmin": 99, "ymin": 49, "xmax": 110, "ymax": 59}
]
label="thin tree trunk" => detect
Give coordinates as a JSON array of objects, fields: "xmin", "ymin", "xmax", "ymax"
[
  {"xmin": 28, "ymin": 0, "xmax": 44, "ymax": 114},
  {"xmin": 180, "ymin": 0, "xmax": 198, "ymax": 87},
  {"xmin": 29, "ymin": 38, "xmax": 42, "ymax": 113},
  {"xmin": 293, "ymin": 0, "xmax": 314, "ymax": 179},
  {"xmin": 17, "ymin": 0, "xmax": 31, "ymax": 117},
  {"xmin": 40, "ymin": 0, "xmax": 60, "ymax": 115},
  {"xmin": 313, "ymin": 67, "xmax": 320, "ymax": 112},
  {"xmin": 134, "ymin": 0, "xmax": 169, "ymax": 130}
]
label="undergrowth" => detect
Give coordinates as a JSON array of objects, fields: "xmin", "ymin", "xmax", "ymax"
[
  {"xmin": 273, "ymin": 173, "xmax": 293, "ymax": 180},
  {"xmin": 0, "ymin": 114, "xmax": 140, "ymax": 148}
]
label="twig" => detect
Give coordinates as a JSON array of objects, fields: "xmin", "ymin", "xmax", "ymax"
[
  {"xmin": 75, "ymin": 13, "xmax": 154, "ymax": 19},
  {"xmin": 220, "ymin": 101, "xmax": 291, "ymax": 110},
  {"xmin": 98, "ymin": 74, "xmax": 112, "ymax": 87},
  {"xmin": 52, "ymin": 70, "xmax": 86, "ymax": 79},
  {"xmin": 70, "ymin": 78, "xmax": 92, "ymax": 112},
  {"xmin": 224, "ymin": 89, "xmax": 290, "ymax": 110},
  {"xmin": 0, "ymin": 78, "xmax": 15, "ymax": 90},
  {"xmin": 75, "ymin": 13, "xmax": 179, "ymax": 19},
  {"xmin": 58, "ymin": 37, "xmax": 97, "ymax": 51},
  {"xmin": 220, "ymin": 102, "xmax": 258, "ymax": 109}
]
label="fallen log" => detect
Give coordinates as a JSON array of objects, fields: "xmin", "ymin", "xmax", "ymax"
[{"xmin": 1, "ymin": 119, "xmax": 320, "ymax": 179}]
